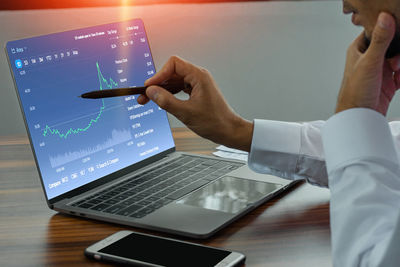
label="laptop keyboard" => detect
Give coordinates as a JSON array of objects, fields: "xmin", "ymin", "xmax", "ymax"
[{"xmin": 70, "ymin": 155, "xmax": 244, "ymax": 219}]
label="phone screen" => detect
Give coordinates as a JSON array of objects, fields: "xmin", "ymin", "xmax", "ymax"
[{"xmin": 98, "ymin": 232, "xmax": 231, "ymax": 267}]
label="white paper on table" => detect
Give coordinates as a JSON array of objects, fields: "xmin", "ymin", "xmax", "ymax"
[
  {"xmin": 213, "ymin": 150, "xmax": 248, "ymax": 162},
  {"xmin": 215, "ymin": 145, "xmax": 248, "ymax": 155}
]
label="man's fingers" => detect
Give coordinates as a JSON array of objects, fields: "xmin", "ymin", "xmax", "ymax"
[
  {"xmin": 354, "ymin": 32, "xmax": 369, "ymax": 53},
  {"xmin": 145, "ymin": 56, "xmax": 199, "ymax": 87},
  {"xmin": 146, "ymin": 85, "xmax": 188, "ymax": 117},
  {"xmin": 366, "ymin": 12, "xmax": 396, "ymax": 61},
  {"xmin": 137, "ymin": 94, "xmax": 150, "ymax": 105}
]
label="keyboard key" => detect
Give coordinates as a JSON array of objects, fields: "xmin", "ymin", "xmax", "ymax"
[
  {"xmin": 104, "ymin": 199, "xmax": 119, "ymax": 205},
  {"xmin": 96, "ymin": 195, "xmax": 111, "ymax": 200},
  {"xmin": 135, "ymin": 186, "xmax": 147, "ymax": 191},
  {"xmin": 167, "ymin": 163, "xmax": 180, "ymax": 168},
  {"xmin": 161, "ymin": 173, "xmax": 175, "ymax": 179},
  {"xmin": 136, "ymin": 192, "xmax": 149, "ymax": 198},
  {"xmin": 175, "ymin": 167, "xmax": 187, "ymax": 172},
  {"xmin": 141, "ymin": 207, "xmax": 155, "ymax": 214},
  {"xmin": 167, "ymin": 180, "xmax": 209, "ymax": 200},
  {"xmin": 78, "ymin": 203, "xmax": 94, "ymax": 209},
  {"xmin": 138, "ymin": 200, "xmax": 152, "ymax": 206},
  {"xmin": 185, "ymin": 162, "xmax": 199, "ymax": 168},
  {"xmin": 148, "ymin": 202, "xmax": 163, "ymax": 209},
  {"xmin": 186, "ymin": 177, "xmax": 199, "ymax": 183},
  {"xmin": 163, "ymin": 188, "xmax": 175, "ymax": 194},
  {"xmin": 203, "ymin": 159, "xmax": 219, "ymax": 165},
  {"xmin": 172, "ymin": 174, "xmax": 186, "ymax": 180},
  {"xmin": 117, "ymin": 180, "xmax": 131, "ymax": 187},
  {"xmin": 129, "ymin": 180, "xmax": 141, "ymax": 185},
  {"xmin": 175, "ymin": 181, "xmax": 190, "ymax": 188},
  {"xmin": 152, "ymin": 191, "xmax": 169, "ymax": 199},
  {"xmin": 114, "ymin": 187, "xmax": 129, "ymax": 192},
  {"xmin": 169, "ymin": 185, "xmax": 182, "ymax": 190},
  {"xmin": 133, "ymin": 179, "xmax": 146, "ymax": 185},
  {"xmin": 152, "ymin": 184, "xmax": 167, "ymax": 191},
  {"xmin": 120, "ymin": 191, "xmax": 136, "ymax": 197},
  {"xmin": 121, "ymin": 198, "xmax": 137, "ymax": 206},
  {"xmin": 179, "ymin": 157, "xmax": 193, "ymax": 164},
  {"xmin": 199, "ymin": 169, "xmax": 215, "ymax": 175},
  {"xmin": 182, "ymin": 170, "xmax": 195, "ymax": 176},
  {"xmin": 128, "ymin": 195, "xmax": 143, "ymax": 202},
  {"xmin": 87, "ymin": 199, "xmax": 102, "ymax": 205},
  {"xmin": 147, "ymin": 172, "xmax": 159, "ymax": 177},
  {"xmin": 146, "ymin": 188, "xmax": 159, "ymax": 194},
  {"xmin": 163, "ymin": 180, "xmax": 175, "ymax": 186},
  {"xmin": 116, "ymin": 204, "xmax": 144, "ymax": 216},
  {"xmin": 131, "ymin": 187, "xmax": 142, "ymax": 193},
  {"xmin": 169, "ymin": 170, "xmax": 181, "ymax": 175},
  {"xmin": 114, "ymin": 195, "xmax": 126, "ymax": 201},
  {"xmin": 90, "ymin": 203, "xmax": 110, "ymax": 211},
  {"xmin": 147, "ymin": 196, "xmax": 160, "ymax": 202},
  {"xmin": 146, "ymin": 180, "xmax": 160, "ymax": 186},
  {"xmin": 104, "ymin": 204, "xmax": 126, "ymax": 214},
  {"xmin": 212, "ymin": 162, "xmax": 230, "ymax": 169}
]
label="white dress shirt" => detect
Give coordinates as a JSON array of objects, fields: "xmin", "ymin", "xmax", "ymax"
[{"xmin": 247, "ymin": 108, "xmax": 400, "ymax": 267}]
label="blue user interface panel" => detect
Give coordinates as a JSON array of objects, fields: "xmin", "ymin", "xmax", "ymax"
[{"xmin": 6, "ymin": 19, "xmax": 175, "ymax": 200}]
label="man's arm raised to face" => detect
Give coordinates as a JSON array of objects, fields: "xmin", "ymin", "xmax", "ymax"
[
  {"xmin": 324, "ymin": 13, "xmax": 400, "ymax": 267},
  {"xmin": 336, "ymin": 12, "xmax": 400, "ymax": 115}
]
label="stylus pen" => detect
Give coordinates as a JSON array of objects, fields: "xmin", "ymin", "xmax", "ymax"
[{"xmin": 79, "ymin": 79, "xmax": 191, "ymax": 99}]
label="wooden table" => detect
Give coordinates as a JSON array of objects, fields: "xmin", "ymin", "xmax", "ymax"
[{"xmin": 0, "ymin": 128, "xmax": 332, "ymax": 266}]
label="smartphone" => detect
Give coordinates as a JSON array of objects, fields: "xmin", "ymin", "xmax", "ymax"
[{"xmin": 85, "ymin": 230, "xmax": 246, "ymax": 267}]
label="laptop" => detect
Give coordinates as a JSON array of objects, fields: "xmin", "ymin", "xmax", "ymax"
[{"xmin": 5, "ymin": 18, "xmax": 296, "ymax": 238}]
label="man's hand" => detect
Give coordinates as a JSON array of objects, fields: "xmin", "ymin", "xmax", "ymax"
[
  {"xmin": 336, "ymin": 12, "xmax": 400, "ymax": 115},
  {"xmin": 137, "ymin": 56, "xmax": 253, "ymax": 152}
]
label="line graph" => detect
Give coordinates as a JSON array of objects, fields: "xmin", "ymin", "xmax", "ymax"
[{"xmin": 42, "ymin": 62, "xmax": 118, "ymax": 139}]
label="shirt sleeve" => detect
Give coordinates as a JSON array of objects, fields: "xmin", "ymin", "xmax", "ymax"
[
  {"xmin": 248, "ymin": 118, "xmax": 400, "ymax": 188},
  {"xmin": 322, "ymin": 108, "xmax": 400, "ymax": 267},
  {"xmin": 248, "ymin": 119, "xmax": 328, "ymax": 187}
]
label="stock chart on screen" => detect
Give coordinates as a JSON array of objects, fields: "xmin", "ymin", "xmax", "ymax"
[{"xmin": 6, "ymin": 19, "xmax": 175, "ymax": 200}]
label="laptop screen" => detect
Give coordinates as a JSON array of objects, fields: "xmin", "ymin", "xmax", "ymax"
[{"xmin": 6, "ymin": 19, "xmax": 175, "ymax": 200}]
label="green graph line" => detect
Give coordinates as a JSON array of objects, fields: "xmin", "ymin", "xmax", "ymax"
[{"xmin": 42, "ymin": 62, "xmax": 118, "ymax": 139}]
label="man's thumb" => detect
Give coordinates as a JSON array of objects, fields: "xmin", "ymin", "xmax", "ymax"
[
  {"xmin": 146, "ymin": 85, "xmax": 185, "ymax": 115},
  {"xmin": 367, "ymin": 12, "xmax": 395, "ymax": 60}
]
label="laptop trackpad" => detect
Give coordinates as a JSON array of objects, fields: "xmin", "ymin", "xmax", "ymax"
[{"xmin": 176, "ymin": 176, "xmax": 282, "ymax": 214}]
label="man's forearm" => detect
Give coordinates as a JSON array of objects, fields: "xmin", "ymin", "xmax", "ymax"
[{"xmin": 224, "ymin": 117, "xmax": 254, "ymax": 152}]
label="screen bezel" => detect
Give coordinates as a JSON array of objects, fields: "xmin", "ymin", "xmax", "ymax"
[
  {"xmin": 4, "ymin": 18, "xmax": 176, "ymax": 206},
  {"xmin": 85, "ymin": 230, "xmax": 245, "ymax": 267}
]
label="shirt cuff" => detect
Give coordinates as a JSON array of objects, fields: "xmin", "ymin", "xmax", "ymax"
[
  {"xmin": 248, "ymin": 119, "xmax": 302, "ymax": 174},
  {"xmin": 322, "ymin": 108, "xmax": 398, "ymax": 174}
]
